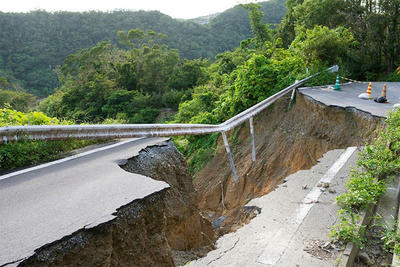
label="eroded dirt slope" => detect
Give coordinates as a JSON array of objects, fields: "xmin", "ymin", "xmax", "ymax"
[
  {"xmin": 195, "ymin": 93, "xmax": 384, "ymax": 234},
  {"xmin": 121, "ymin": 141, "xmax": 216, "ymax": 265},
  {"xmin": 19, "ymin": 140, "xmax": 216, "ymax": 267}
]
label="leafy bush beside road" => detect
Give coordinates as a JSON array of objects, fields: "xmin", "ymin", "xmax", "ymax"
[
  {"xmin": 330, "ymin": 108, "xmax": 400, "ymax": 247},
  {"xmin": 0, "ymin": 108, "xmax": 99, "ymax": 172}
]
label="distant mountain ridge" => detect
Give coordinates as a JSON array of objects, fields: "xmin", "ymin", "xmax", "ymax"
[
  {"xmin": 189, "ymin": 13, "xmax": 221, "ymax": 24},
  {"xmin": 0, "ymin": 0, "xmax": 286, "ymax": 96}
]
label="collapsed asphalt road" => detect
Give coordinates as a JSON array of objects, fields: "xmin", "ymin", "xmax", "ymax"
[{"xmin": 0, "ymin": 138, "xmax": 169, "ymax": 266}]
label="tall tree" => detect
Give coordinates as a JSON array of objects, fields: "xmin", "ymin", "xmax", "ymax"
[
  {"xmin": 278, "ymin": 0, "xmax": 400, "ymax": 77},
  {"xmin": 241, "ymin": 3, "xmax": 273, "ymax": 47}
]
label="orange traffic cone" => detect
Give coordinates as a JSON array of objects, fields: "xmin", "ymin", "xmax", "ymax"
[
  {"xmin": 366, "ymin": 83, "xmax": 372, "ymax": 98},
  {"xmin": 381, "ymin": 84, "xmax": 387, "ymax": 98},
  {"xmin": 358, "ymin": 82, "xmax": 373, "ymax": 100},
  {"xmin": 374, "ymin": 83, "xmax": 388, "ymax": 103}
]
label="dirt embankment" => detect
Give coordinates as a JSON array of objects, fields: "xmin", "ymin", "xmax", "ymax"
[
  {"xmin": 121, "ymin": 141, "xmax": 216, "ymax": 265},
  {"xmin": 195, "ymin": 93, "xmax": 385, "ymax": 234},
  {"xmin": 20, "ymin": 141, "xmax": 216, "ymax": 267}
]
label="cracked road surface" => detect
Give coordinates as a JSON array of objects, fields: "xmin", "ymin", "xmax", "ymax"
[
  {"xmin": 300, "ymin": 82, "xmax": 400, "ymax": 118},
  {"xmin": 0, "ymin": 138, "xmax": 169, "ymax": 266},
  {"xmin": 188, "ymin": 147, "xmax": 359, "ymax": 267}
]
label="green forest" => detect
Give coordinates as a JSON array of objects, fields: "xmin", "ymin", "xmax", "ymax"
[
  {"xmin": 0, "ymin": 0, "xmax": 286, "ymax": 97},
  {"xmin": 1, "ymin": 0, "xmax": 400, "ymax": 172}
]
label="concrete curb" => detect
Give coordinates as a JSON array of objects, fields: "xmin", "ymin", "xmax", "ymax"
[
  {"xmin": 393, "ymin": 216, "xmax": 400, "ymax": 266},
  {"xmin": 339, "ymin": 176, "xmax": 400, "ymax": 267},
  {"xmin": 338, "ymin": 203, "xmax": 376, "ymax": 267},
  {"xmin": 391, "ymin": 176, "xmax": 400, "ymax": 267}
]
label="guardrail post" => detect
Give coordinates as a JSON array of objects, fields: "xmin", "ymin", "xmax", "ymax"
[
  {"xmin": 249, "ymin": 117, "xmax": 256, "ymax": 162},
  {"xmin": 221, "ymin": 131, "xmax": 239, "ymax": 182},
  {"xmin": 288, "ymin": 83, "xmax": 297, "ymax": 109},
  {"xmin": 290, "ymin": 87, "xmax": 296, "ymax": 101}
]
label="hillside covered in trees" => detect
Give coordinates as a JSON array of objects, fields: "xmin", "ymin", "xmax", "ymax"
[
  {"xmin": 279, "ymin": 0, "xmax": 400, "ymax": 80},
  {"xmin": 0, "ymin": 0, "xmax": 399, "ymax": 176},
  {"xmin": 0, "ymin": 0, "xmax": 286, "ymax": 97}
]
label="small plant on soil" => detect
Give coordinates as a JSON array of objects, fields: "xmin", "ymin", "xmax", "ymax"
[
  {"xmin": 330, "ymin": 107, "xmax": 400, "ymax": 252},
  {"xmin": 381, "ymin": 221, "xmax": 400, "ymax": 255},
  {"xmin": 335, "ymin": 170, "xmax": 386, "ymax": 211},
  {"xmin": 329, "ymin": 209, "xmax": 366, "ymax": 248}
]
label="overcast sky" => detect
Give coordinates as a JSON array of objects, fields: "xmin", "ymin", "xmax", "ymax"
[{"xmin": 1, "ymin": 0, "xmax": 255, "ymax": 19}]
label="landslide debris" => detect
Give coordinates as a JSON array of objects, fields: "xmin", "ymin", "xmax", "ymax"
[
  {"xmin": 19, "ymin": 140, "xmax": 216, "ymax": 267},
  {"xmin": 194, "ymin": 92, "xmax": 384, "ymax": 235},
  {"xmin": 121, "ymin": 141, "xmax": 216, "ymax": 265}
]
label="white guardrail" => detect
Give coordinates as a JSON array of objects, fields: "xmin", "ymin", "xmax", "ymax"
[{"xmin": 0, "ymin": 65, "xmax": 338, "ymax": 181}]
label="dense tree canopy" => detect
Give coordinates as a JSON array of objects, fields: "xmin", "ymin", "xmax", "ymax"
[
  {"xmin": 0, "ymin": 89, "xmax": 36, "ymax": 112},
  {"xmin": 278, "ymin": 0, "xmax": 400, "ymax": 79},
  {"xmin": 290, "ymin": 26, "xmax": 355, "ymax": 68},
  {"xmin": 40, "ymin": 30, "xmax": 207, "ymax": 123},
  {"xmin": 0, "ymin": 0, "xmax": 286, "ymax": 97}
]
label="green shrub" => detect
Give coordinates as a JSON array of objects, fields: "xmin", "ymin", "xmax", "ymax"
[
  {"xmin": 382, "ymin": 223, "xmax": 400, "ymax": 254},
  {"xmin": 188, "ymin": 148, "xmax": 216, "ymax": 174},
  {"xmin": 0, "ymin": 108, "xmax": 59, "ymax": 126},
  {"xmin": 226, "ymin": 52, "xmax": 303, "ymax": 117},
  {"xmin": 175, "ymin": 88, "xmax": 219, "ymax": 123},
  {"xmin": 329, "ymin": 209, "xmax": 366, "ymax": 247},
  {"xmin": 358, "ymin": 141, "xmax": 400, "ymax": 179},
  {"xmin": 173, "ymin": 51, "xmax": 305, "ymax": 173},
  {"xmin": 0, "ymin": 89, "xmax": 36, "ymax": 112},
  {"xmin": 128, "ymin": 107, "xmax": 159, "ymax": 123},
  {"xmin": 174, "ymin": 133, "xmax": 219, "ymax": 175},
  {"xmin": 330, "ymin": 107, "xmax": 400, "ymax": 247},
  {"xmin": 0, "ymin": 108, "xmax": 99, "ymax": 172},
  {"xmin": 303, "ymin": 70, "xmax": 337, "ymax": 87},
  {"xmin": 0, "ymin": 139, "xmax": 98, "ymax": 171},
  {"xmin": 385, "ymin": 72, "xmax": 400, "ymax": 82},
  {"xmin": 161, "ymin": 90, "xmax": 186, "ymax": 110},
  {"xmin": 336, "ymin": 171, "xmax": 386, "ymax": 211}
]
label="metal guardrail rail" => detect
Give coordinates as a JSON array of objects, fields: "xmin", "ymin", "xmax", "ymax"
[{"xmin": 0, "ymin": 65, "xmax": 338, "ymax": 181}]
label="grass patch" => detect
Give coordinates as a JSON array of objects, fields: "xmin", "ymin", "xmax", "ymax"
[
  {"xmin": 0, "ymin": 139, "xmax": 101, "ymax": 172},
  {"xmin": 0, "ymin": 108, "xmax": 109, "ymax": 172},
  {"xmin": 173, "ymin": 133, "xmax": 219, "ymax": 175}
]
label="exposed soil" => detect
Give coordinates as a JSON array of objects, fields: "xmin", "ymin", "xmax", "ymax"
[
  {"xmin": 303, "ymin": 239, "xmax": 341, "ymax": 261},
  {"xmin": 194, "ymin": 92, "xmax": 385, "ymax": 234},
  {"xmin": 19, "ymin": 140, "xmax": 216, "ymax": 267},
  {"xmin": 121, "ymin": 141, "xmax": 216, "ymax": 265},
  {"xmin": 20, "ymin": 190, "xmax": 175, "ymax": 267},
  {"xmin": 354, "ymin": 225, "xmax": 393, "ymax": 267}
]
